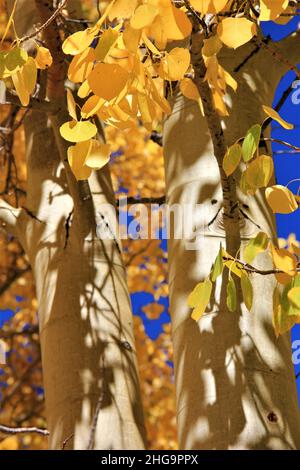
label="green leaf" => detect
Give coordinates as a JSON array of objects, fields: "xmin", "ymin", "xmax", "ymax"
[
  {"xmin": 226, "ymin": 277, "xmax": 237, "ymax": 312},
  {"xmin": 223, "ymin": 144, "xmax": 242, "ymax": 176},
  {"xmin": 211, "ymin": 244, "xmax": 223, "ymax": 282},
  {"xmin": 243, "ymin": 231, "xmax": 269, "ymax": 264},
  {"xmin": 188, "ymin": 279, "xmax": 212, "ymax": 321},
  {"xmin": 242, "ymin": 124, "xmax": 261, "ymax": 162},
  {"xmin": 273, "ymin": 278, "xmax": 300, "ymax": 336},
  {"xmin": 244, "ymin": 155, "xmax": 274, "ymax": 190},
  {"xmin": 241, "ymin": 273, "xmax": 253, "ymax": 311}
]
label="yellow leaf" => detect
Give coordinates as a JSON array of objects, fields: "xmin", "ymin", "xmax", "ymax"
[
  {"xmin": 190, "ymin": 0, "xmax": 228, "ymax": 14},
  {"xmin": 259, "ymin": 0, "xmax": 289, "ymax": 21},
  {"xmin": 1, "ymin": 47, "xmax": 28, "ymax": 78},
  {"xmin": 222, "ymin": 249, "xmax": 246, "ymax": 278},
  {"xmin": 78, "ymin": 80, "xmax": 91, "ymax": 98},
  {"xmin": 35, "ymin": 46, "xmax": 53, "ymax": 69},
  {"xmin": 265, "ymin": 185, "xmax": 298, "ymax": 214},
  {"xmin": 217, "ymin": 17, "xmax": 257, "ymax": 49},
  {"xmin": 123, "ymin": 25, "xmax": 141, "ymax": 53},
  {"xmin": 0, "ymin": 436, "xmax": 19, "ymax": 450},
  {"xmin": 273, "ymin": 282, "xmax": 300, "ymax": 335},
  {"xmin": 108, "ymin": 0, "xmax": 138, "ymax": 20},
  {"xmin": 212, "ymin": 88, "xmax": 228, "ymax": 116},
  {"xmin": 137, "ymin": 92, "xmax": 154, "ymax": 126},
  {"xmin": 291, "ymin": 241, "xmax": 300, "ymax": 258},
  {"xmin": 68, "ymin": 48, "xmax": 95, "ymax": 83},
  {"xmin": 159, "ymin": 47, "xmax": 190, "ymax": 81},
  {"xmin": 62, "ymin": 29, "xmax": 97, "ymax": 56},
  {"xmin": 88, "ymin": 63, "xmax": 129, "ymax": 101},
  {"xmin": 202, "ymin": 35, "xmax": 223, "ymax": 57},
  {"xmin": 131, "ymin": 4, "xmax": 158, "ymax": 30},
  {"xmin": 12, "ymin": 69, "xmax": 29, "ymax": 106},
  {"xmin": 243, "ymin": 231, "xmax": 269, "ymax": 264},
  {"xmin": 223, "ymin": 144, "xmax": 242, "ymax": 176},
  {"xmin": 66, "ymin": 88, "xmax": 77, "ymax": 120},
  {"xmin": 85, "ymin": 141, "xmax": 111, "ymax": 169},
  {"xmin": 81, "ymin": 95, "xmax": 104, "ymax": 119},
  {"xmin": 262, "ymin": 105, "xmax": 294, "ymax": 130},
  {"xmin": 22, "ymin": 57, "xmax": 37, "ymax": 95},
  {"xmin": 188, "ymin": 279, "xmax": 212, "ymax": 321},
  {"xmin": 222, "ymin": 67, "xmax": 238, "ymax": 91},
  {"xmin": 94, "ymin": 28, "xmax": 119, "ymax": 61},
  {"xmin": 67, "ymin": 140, "xmax": 92, "ymax": 180},
  {"xmin": 149, "ymin": 4, "xmax": 192, "ymax": 46},
  {"xmin": 288, "ymin": 286, "xmax": 300, "ymax": 310},
  {"xmin": 271, "ymin": 244, "xmax": 297, "ymax": 276},
  {"xmin": 180, "ymin": 77, "xmax": 200, "ymax": 101},
  {"xmin": 60, "ymin": 120, "xmax": 97, "ymax": 143},
  {"xmin": 142, "ymin": 302, "xmax": 164, "ymax": 320},
  {"xmin": 245, "ymin": 155, "xmax": 274, "ymax": 189}
]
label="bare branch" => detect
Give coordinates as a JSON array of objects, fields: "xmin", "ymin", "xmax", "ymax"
[
  {"xmin": 19, "ymin": 0, "xmax": 67, "ymax": 45},
  {"xmin": 0, "ymin": 424, "xmax": 49, "ymax": 436},
  {"xmin": 222, "ymin": 256, "xmax": 300, "ymax": 276}
]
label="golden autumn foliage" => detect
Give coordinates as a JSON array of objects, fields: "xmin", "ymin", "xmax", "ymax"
[{"xmin": 1, "ymin": 0, "xmax": 300, "ymax": 451}]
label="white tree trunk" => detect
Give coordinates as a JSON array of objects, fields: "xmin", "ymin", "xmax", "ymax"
[
  {"xmin": 2, "ymin": 0, "xmax": 146, "ymax": 450},
  {"xmin": 163, "ymin": 37, "xmax": 300, "ymax": 449}
]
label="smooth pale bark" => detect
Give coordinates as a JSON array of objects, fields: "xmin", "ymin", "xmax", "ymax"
[
  {"xmin": 3, "ymin": 0, "xmax": 146, "ymax": 449},
  {"xmin": 163, "ymin": 37, "xmax": 300, "ymax": 449}
]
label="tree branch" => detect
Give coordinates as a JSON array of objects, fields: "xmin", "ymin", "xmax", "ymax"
[
  {"xmin": 190, "ymin": 28, "xmax": 239, "ymax": 219},
  {"xmin": 0, "ymin": 424, "xmax": 49, "ymax": 436},
  {"xmin": 19, "ymin": 0, "xmax": 67, "ymax": 45},
  {"xmin": 223, "ymin": 256, "xmax": 300, "ymax": 276}
]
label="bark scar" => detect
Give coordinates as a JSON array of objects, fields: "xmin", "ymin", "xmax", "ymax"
[{"xmin": 64, "ymin": 209, "xmax": 74, "ymax": 249}]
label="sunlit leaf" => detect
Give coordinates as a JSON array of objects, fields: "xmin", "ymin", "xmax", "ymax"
[
  {"xmin": 131, "ymin": 4, "xmax": 158, "ymax": 30},
  {"xmin": 223, "ymin": 144, "xmax": 242, "ymax": 176},
  {"xmin": 35, "ymin": 46, "xmax": 53, "ymax": 69},
  {"xmin": 242, "ymin": 124, "xmax": 261, "ymax": 162},
  {"xmin": 67, "ymin": 140, "xmax": 92, "ymax": 180},
  {"xmin": 287, "ymin": 286, "xmax": 300, "ymax": 310},
  {"xmin": 159, "ymin": 47, "xmax": 190, "ymax": 81},
  {"xmin": 243, "ymin": 231, "xmax": 269, "ymax": 264},
  {"xmin": 265, "ymin": 185, "xmax": 298, "ymax": 214},
  {"xmin": 271, "ymin": 244, "xmax": 297, "ymax": 276},
  {"xmin": 62, "ymin": 29, "xmax": 96, "ymax": 56},
  {"xmin": 60, "ymin": 120, "xmax": 97, "ymax": 143},
  {"xmin": 85, "ymin": 141, "xmax": 111, "ymax": 169},
  {"xmin": 217, "ymin": 18, "xmax": 257, "ymax": 49},
  {"xmin": 262, "ymin": 105, "xmax": 294, "ymax": 130},
  {"xmin": 88, "ymin": 63, "xmax": 129, "ymax": 101},
  {"xmin": 245, "ymin": 155, "xmax": 274, "ymax": 189},
  {"xmin": 188, "ymin": 279, "xmax": 212, "ymax": 321},
  {"xmin": 66, "ymin": 88, "xmax": 77, "ymax": 120}
]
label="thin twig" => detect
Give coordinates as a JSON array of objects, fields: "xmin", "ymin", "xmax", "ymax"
[
  {"xmin": 223, "ymin": 256, "xmax": 300, "ymax": 276},
  {"xmin": 19, "ymin": 0, "xmax": 67, "ymax": 44},
  {"xmin": 0, "ymin": 424, "xmax": 49, "ymax": 436}
]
